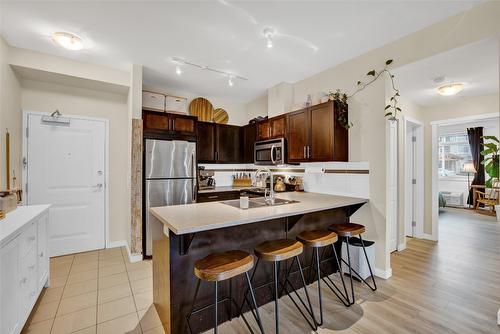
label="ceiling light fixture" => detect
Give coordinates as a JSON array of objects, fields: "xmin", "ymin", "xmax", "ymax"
[
  {"xmin": 170, "ymin": 57, "xmax": 248, "ymax": 83},
  {"xmin": 51, "ymin": 32, "xmax": 84, "ymax": 50},
  {"xmin": 262, "ymin": 27, "xmax": 275, "ymax": 49},
  {"xmin": 437, "ymin": 83, "xmax": 464, "ymax": 96}
]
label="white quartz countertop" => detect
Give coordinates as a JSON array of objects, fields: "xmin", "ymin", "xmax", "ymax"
[
  {"xmin": 0, "ymin": 204, "xmax": 51, "ymax": 245},
  {"xmin": 150, "ymin": 192, "xmax": 368, "ymax": 235}
]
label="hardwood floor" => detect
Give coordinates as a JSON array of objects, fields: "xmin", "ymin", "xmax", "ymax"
[{"xmin": 208, "ymin": 208, "xmax": 500, "ymax": 333}]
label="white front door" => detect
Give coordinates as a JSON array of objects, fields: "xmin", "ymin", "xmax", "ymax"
[{"xmin": 26, "ymin": 113, "xmax": 106, "ymax": 257}]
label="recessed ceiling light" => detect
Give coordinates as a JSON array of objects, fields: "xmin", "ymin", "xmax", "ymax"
[
  {"xmin": 51, "ymin": 32, "xmax": 83, "ymax": 50},
  {"xmin": 175, "ymin": 66, "xmax": 182, "ymax": 75},
  {"xmin": 228, "ymin": 75, "xmax": 234, "ymax": 87},
  {"xmin": 437, "ymin": 83, "xmax": 464, "ymax": 96}
]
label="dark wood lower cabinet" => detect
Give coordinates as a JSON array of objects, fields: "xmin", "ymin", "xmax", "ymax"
[{"xmin": 196, "ymin": 191, "xmax": 240, "ymax": 203}]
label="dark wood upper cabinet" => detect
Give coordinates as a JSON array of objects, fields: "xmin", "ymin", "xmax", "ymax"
[
  {"xmin": 287, "ymin": 101, "xmax": 348, "ymax": 162},
  {"xmin": 256, "ymin": 115, "xmax": 286, "ymax": 141},
  {"xmin": 170, "ymin": 113, "xmax": 196, "ymax": 135},
  {"xmin": 197, "ymin": 122, "xmax": 216, "ymax": 163},
  {"xmin": 242, "ymin": 123, "xmax": 257, "ymax": 163},
  {"xmin": 216, "ymin": 124, "xmax": 241, "ymax": 163},
  {"xmin": 270, "ymin": 115, "xmax": 286, "ymax": 138},
  {"xmin": 143, "ymin": 110, "xmax": 197, "ymax": 140},
  {"xmin": 196, "ymin": 122, "xmax": 241, "ymax": 163},
  {"xmin": 257, "ymin": 120, "xmax": 270, "ymax": 141},
  {"xmin": 287, "ymin": 109, "xmax": 309, "ymax": 162}
]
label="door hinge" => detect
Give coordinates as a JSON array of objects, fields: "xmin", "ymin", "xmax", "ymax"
[
  {"xmin": 26, "ymin": 127, "xmax": 29, "ymax": 138},
  {"xmin": 412, "ymin": 179, "xmax": 417, "ymax": 185},
  {"xmin": 412, "ymin": 136, "xmax": 417, "ymax": 142},
  {"xmin": 412, "ymin": 220, "xmax": 416, "ymax": 227}
]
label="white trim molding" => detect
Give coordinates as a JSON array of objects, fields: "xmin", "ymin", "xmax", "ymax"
[
  {"xmin": 107, "ymin": 240, "xmax": 143, "ymax": 263},
  {"xmin": 421, "ymin": 233, "xmax": 438, "ymax": 241},
  {"xmin": 397, "ymin": 243, "xmax": 407, "ymax": 251},
  {"xmin": 374, "ymin": 268, "xmax": 393, "ymax": 280}
]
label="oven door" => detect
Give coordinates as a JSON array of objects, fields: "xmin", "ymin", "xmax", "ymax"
[{"xmin": 254, "ymin": 138, "xmax": 285, "ymax": 165}]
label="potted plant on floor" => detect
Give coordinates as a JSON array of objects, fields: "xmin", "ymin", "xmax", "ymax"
[{"xmin": 480, "ymin": 135, "xmax": 499, "ymax": 220}]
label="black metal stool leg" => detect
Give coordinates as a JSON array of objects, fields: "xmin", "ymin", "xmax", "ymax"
[
  {"xmin": 273, "ymin": 261, "xmax": 280, "ymax": 334},
  {"xmin": 314, "ymin": 247, "xmax": 323, "ymax": 326},
  {"xmin": 214, "ymin": 281, "xmax": 218, "ymax": 334},
  {"xmin": 244, "ymin": 272, "xmax": 266, "ymax": 334},
  {"xmin": 359, "ymin": 235, "xmax": 377, "ymax": 291},
  {"xmin": 186, "ymin": 279, "xmax": 201, "ymax": 333},
  {"xmin": 330, "ymin": 242, "xmax": 350, "ymax": 306},
  {"xmin": 345, "ymin": 236, "xmax": 356, "ymax": 305}
]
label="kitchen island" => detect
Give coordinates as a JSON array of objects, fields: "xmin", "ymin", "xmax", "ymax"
[{"xmin": 150, "ymin": 192, "xmax": 368, "ymax": 333}]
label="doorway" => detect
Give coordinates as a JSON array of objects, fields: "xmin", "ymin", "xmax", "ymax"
[
  {"xmin": 23, "ymin": 111, "xmax": 108, "ymax": 257},
  {"xmin": 404, "ymin": 117, "xmax": 424, "ymax": 239}
]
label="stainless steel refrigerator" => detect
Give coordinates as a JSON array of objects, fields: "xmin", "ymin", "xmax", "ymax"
[{"xmin": 144, "ymin": 139, "xmax": 197, "ymax": 256}]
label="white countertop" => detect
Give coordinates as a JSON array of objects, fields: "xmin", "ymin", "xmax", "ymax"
[
  {"xmin": 150, "ymin": 192, "xmax": 368, "ymax": 235},
  {"xmin": 0, "ymin": 204, "xmax": 51, "ymax": 245}
]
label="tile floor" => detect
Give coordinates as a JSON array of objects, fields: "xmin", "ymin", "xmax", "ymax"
[{"xmin": 22, "ymin": 247, "xmax": 165, "ymax": 334}]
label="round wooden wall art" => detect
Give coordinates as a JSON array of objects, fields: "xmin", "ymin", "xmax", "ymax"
[
  {"xmin": 213, "ymin": 108, "xmax": 229, "ymax": 124},
  {"xmin": 189, "ymin": 97, "xmax": 214, "ymax": 122}
]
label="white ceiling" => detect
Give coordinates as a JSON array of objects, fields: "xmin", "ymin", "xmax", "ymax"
[
  {"xmin": 0, "ymin": 1, "xmax": 481, "ymax": 103},
  {"xmin": 394, "ymin": 38, "xmax": 499, "ymax": 107}
]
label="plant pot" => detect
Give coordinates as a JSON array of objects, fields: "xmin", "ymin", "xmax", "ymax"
[{"xmin": 496, "ymin": 205, "xmax": 500, "ymax": 222}]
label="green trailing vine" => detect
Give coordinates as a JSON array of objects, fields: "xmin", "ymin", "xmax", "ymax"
[{"xmin": 328, "ymin": 59, "xmax": 401, "ymax": 129}]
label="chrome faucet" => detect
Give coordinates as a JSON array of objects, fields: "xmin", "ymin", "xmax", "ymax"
[{"xmin": 255, "ymin": 167, "xmax": 275, "ymax": 205}]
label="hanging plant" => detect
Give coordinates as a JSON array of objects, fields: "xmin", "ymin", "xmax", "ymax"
[{"xmin": 328, "ymin": 59, "xmax": 402, "ymax": 129}]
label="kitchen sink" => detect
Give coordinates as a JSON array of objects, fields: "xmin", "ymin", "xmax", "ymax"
[{"xmin": 222, "ymin": 197, "xmax": 299, "ymax": 209}]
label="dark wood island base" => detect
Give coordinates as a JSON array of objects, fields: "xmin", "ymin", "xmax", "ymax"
[{"xmin": 152, "ymin": 202, "xmax": 366, "ymax": 333}]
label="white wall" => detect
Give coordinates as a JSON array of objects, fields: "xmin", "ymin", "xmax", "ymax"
[
  {"xmin": 143, "ymin": 85, "xmax": 248, "ymax": 126},
  {"xmin": 21, "ymin": 80, "xmax": 130, "ymax": 244},
  {"xmin": 0, "ymin": 36, "xmax": 22, "ymax": 190},
  {"xmin": 246, "ymin": 94, "xmax": 267, "ymax": 121}
]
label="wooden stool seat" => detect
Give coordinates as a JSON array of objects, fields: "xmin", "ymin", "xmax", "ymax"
[
  {"xmin": 329, "ymin": 223, "xmax": 365, "ymax": 237},
  {"xmin": 297, "ymin": 230, "xmax": 338, "ymax": 248},
  {"xmin": 194, "ymin": 250, "xmax": 253, "ymax": 282},
  {"xmin": 255, "ymin": 239, "xmax": 303, "ymax": 262}
]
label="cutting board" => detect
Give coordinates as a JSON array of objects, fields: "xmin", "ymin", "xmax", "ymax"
[
  {"xmin": 189, "ymin": 97, "xmax": 214, "ymax": 122},
  {"xmin": 213, "ymin": 108, "xmax": 229, "ymax": 124}
]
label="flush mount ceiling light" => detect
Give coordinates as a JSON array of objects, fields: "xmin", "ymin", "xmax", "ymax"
[
  {"xmin": 437, "ymin": 83, "xmax": 464, "ymax": 96},
  {"xmin": 262, "ymin": 27, "xmax": 275, "ymax": 49},
  {"xmin": 51, "ymin": 32, "xmax": 83, "ymax": 50},
  {"xmin": 170, "ymin": 57, "xmax": 247, "ymax": 84}
]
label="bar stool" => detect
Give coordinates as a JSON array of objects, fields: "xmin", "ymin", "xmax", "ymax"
[
  {"xmin": 186, "ymin": 250, "xmax": 265, "ymax": 334},
  {"xmin": 296, "ymin": 230, "xmax": 350, "ymax": 326},
  {"xmin": 242, "ymin": 239, "xmax": 316, "ymax": 334},
  {"xmin": 329, "ymin": 223, "xmax": 377, "ymax": 305}
]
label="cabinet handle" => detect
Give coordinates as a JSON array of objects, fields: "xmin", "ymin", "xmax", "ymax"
[
  {"xmin": 307, "ymin": 146, "xmax": 311, "ymax": 158},
  {"xmin": 208, "ymin": 195, "xmax": 219, "ymax": 199},
  {"xmin": 39, "ymin": 252, "xmax": 44, "ymax": 257},
  {"xmin": 303, "ymin": 146, "xmax": 307, "ymax": 159},
  {"xmin": 269, "ymin": 127, "xmax": 271, "ymax": 138},
  {"xmin": 172, "ymin": 118, "xmax": 176, "ymax": 130},
  {"xmin": 20, "ymin": 277, "xmax": 27, "ymax": 285}
]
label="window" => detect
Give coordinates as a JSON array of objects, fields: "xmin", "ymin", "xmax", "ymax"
[{"xmin": 438, "ymin": 132, "xmax": 472, "ymax": 178}]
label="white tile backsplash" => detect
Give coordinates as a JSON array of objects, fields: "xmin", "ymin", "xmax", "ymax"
[{"xmin": 199, "ymin": 162, "xmax": 370, "ymax": 198}]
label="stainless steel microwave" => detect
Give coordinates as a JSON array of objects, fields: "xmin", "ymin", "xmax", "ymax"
[{"xmin": 254, "ymin": 138, "xmax": 286, "ymax": 165}]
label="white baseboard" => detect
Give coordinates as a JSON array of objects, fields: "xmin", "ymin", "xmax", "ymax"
[
  {"xmin": 106, "ymin": 240, "xmax": 143, "ymax": 263},
  {"xmin": 374, "ymin": 267, "xmax": 392, "ymax": 279},
  {"xmin": 421, "ymin": 233, "xmax": 437, "ymax": 241},
  {"xmin": 397, "ymin": 243, "xmax": 406, "ymax": 251}
]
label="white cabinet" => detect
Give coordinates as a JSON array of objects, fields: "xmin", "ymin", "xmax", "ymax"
[
  {"xmin": 0, "ymin": 205, "xmax": 50, "ymax": 334},
  {"xmin": 0, "ymin": 236, "xmax": 21, "ymax": 334},
  {"xmin": 165, "ymin": 95, "xmax": 187, "ymax": 113}
]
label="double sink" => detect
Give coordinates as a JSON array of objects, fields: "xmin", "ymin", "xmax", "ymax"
[{"xmin": 222, "ymin": 197, "xmax": 299, "ymax": 209}]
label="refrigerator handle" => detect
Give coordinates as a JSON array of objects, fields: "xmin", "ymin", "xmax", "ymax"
[{"xmin": 192, "ymin": 152, "xmax": 197, "ymax": 203}]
